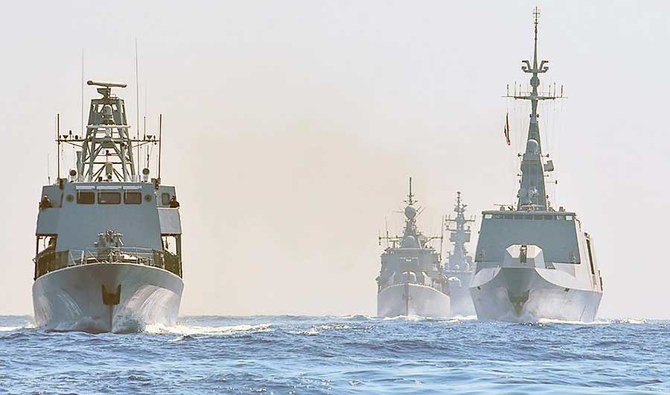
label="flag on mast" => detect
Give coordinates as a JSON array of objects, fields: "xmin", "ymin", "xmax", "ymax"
[{"xmin": 503, "ymin": 113, "xmax": 511, "ymax": 146}]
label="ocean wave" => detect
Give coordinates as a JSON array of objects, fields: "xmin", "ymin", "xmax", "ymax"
[
  {"xmin": 536, "ymin": 317, "xmax": 648, "ymax": 326},
  {"xmin": 342, "ymin": 314, "xmax": 376, "ymax": 321},
  {"xmin": 536, "ymin": 318, "xmax": 602, "ymax": 325},
  {"xmin": 382, "ymin": 315, "xmax": 434, "ymax": 321},
  {"xmin": 381, "ymin": 315, "xmax": 474, "ymax": 322},
  {"xmin": 1, "ymin": 315, "xmax": 669, "ymax": 393},
  {"xmin": 145, "ymin": 323, "xmax": 272, "ymax": 337},
  {"xmin": 297, "ymin": 324, "xmax": 352, "ymax": 336},
  {"xmin": 0, "ymin": 326, "xmax": 26, "ymax": 332},
  {"xmin": 610, "ymin": 318, "xmax": 647, "ymax": 324},
  {"xmin": 445, "ymin": 315, "xmax": 478, "ymax": 322},
  {"xmin": 0, "ymin": 322, "xmax": 34, "ymax": 332}
]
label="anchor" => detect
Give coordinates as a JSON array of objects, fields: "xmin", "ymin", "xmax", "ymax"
[{"xmin": 101, "ymin": 284, "xmax": 121, "ymax": 306}]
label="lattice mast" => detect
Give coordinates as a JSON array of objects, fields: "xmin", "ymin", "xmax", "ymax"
[{"xmin": 56, "ymin": 81, "xmax": 161, "ymax": 183}]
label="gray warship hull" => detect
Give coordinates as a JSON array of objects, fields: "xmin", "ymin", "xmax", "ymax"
[
  {"xmin": 33, "ymin": 263, "xmax": 183, "ymax": 333},
  {"xmin": 377, "ymin": 283, "xmax": 450, "ymax": 318},
  {"xmin": 447, "ymin": 273, "xmax": 476, "ymax": 317},
  {"xmin": 471, "ymin": 10, "xmax": 604, "ymax": 323},
  {"xmin": 470, "ymin": 267, "xmax": 601, "ymax": 322}
]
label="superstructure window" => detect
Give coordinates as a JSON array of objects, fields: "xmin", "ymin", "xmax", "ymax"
[
  {"xmin": 77, "ymin": 191, "xmax": 95, "ymax": 204},
  {"xmin": 161, "ymin": 193, "xmax": 171, "ymax": 206},
  {"xmin": 98, "ymin": 192, "xmax": 121, "ymax": 205},
  {"xmin": 124, "ymin": 192, "xmax": 142, "ymax": 204}
]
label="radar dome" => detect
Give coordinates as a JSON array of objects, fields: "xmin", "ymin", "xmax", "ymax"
[
  {"xmin": 404, "ymin": 205, "xmax": 417, "ymax": 219},
  {"xmin": 526, "ymin": 139, "xmax": 539, "ymax": 154}
]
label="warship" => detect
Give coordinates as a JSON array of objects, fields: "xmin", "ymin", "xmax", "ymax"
[
  {"xmin": 32, "ymin": 81, "xmax": 183, "ymax": 333},
  {"xmin": 443, "ymin": 192, "xmax": 476, "ymax": 316},
  {"xmin": 470, "ymin": 9, "xmax": 604, "ymax": 322},
  {"xmin": 376, "ymin": 178, "xmax": 449, "ymax": 318}
]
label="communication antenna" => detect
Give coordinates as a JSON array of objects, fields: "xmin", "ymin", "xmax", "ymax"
[
  {"xmin": 158, "ymin": 114, "xmax": 163, "ymax": 180},
  {"xmin": 81, "ymin": 49, "xmax": 84, "ymax": 136},
  {"xmin": 56, "ymin": 113, "xmax": 61, "ymax": 180},
  {"xmin": 135, "ymin": 39, "xmax": 141, "ymax": 178},
  {"xmin": 439, "ymin": 214, "xmax": 445, "ymax": 260},
  {"xmin": 385, "ymin": 217, "xmax": 390, "ymax": 247}
]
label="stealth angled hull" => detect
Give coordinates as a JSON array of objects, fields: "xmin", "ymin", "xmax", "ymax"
[
  {"xmin": 470, "ymin": 266, "xmax": 601, "ymax": 323},
  {"xmin": 471, "ymin": 11, "xmax": 604, "ymax": 323},
  {"xmin": 33, "ymin": 263, "xmax": 183, "ymax": 333},
  {"xmin": 377, "ymin": 283, "xmax": 450, "ymax": 318}
]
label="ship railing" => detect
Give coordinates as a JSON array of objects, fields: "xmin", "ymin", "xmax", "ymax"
[
  {"xmin": 34, "ymin": 247, "xmax": 182, "ymax": 279},
  {"xmin": 476, "ymin": 259, "xmax": 576, "ymax": 269},
  {"xmin": 66, "ymin": 247, "xmax": 158, "ymax": 267}
]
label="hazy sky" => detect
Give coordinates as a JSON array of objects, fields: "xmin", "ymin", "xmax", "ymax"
[{"xmin": 0, "ymin": 0, "xmax": 668, "ymax": 318}]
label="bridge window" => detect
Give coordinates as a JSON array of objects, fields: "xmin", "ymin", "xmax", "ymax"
[
  {"xmin": 77, "ymin": 191, "xmax": 95, "ymax": 204},
  {"xmin": 98, "ymin": 192, "xmax": 121, "ymax": 205},
  {"xmin": 124, "ymin": 192, "xmax": 142, "ymax": 204},
  {"xmin": 161, "ymin": 193, "xmax": 171, "ymax": 206}
]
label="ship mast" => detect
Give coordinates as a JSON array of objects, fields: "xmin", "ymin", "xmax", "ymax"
[
  {"xmin": 402, "ymin": 177, "xmax": 418, "ymax": 239},
  {"xmin": 56, "ymin": 81, "xmax": 160, "ymax": 183},
  {"xmin": 505, "ymin": 7, "xmax": 564, "ymax": 211},
  {"xmin": 445, "ymin": 192, "xmax": 474, "ymax": 271},
  {"xmin": 81, "ymin": 81, "xmax": 136, "ymax": 182},
  {"xmin": 378, "ymin": 178, "xmax": 443, "ymax": 250}
]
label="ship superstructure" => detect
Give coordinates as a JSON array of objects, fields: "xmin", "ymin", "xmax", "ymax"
[
  {"xmin": 376, "ymin": 178, "xmax": 450, "ymax": 318},
  {"xmin": 470, "ymin": 9, "xmax": 603, "ymax": 322},
  {"xmin": 443, "ymin": 192, "xmax": 476, "ymax": 316},
  {"xmin": 32, "ymin": 81, "xmax": 183, "ymax": 333}
]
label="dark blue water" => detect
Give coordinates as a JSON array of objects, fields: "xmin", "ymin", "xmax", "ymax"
[{"xmin": 0, "ymin": 315, "xmax": 666, "ymax": 394}]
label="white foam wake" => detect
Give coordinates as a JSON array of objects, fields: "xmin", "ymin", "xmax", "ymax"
[
  {"xmin": 145, "ymin": 323, "xmax": 272, "ymax": 337},
  {"xmin": 0, "ymin": 326, "xmax": 25, "ymax": 332},
  {"xmin": 537, "ymin": 317, "xmax": 647, "ymax": 325},
  {"xmin": 299, "ymin": 324, "xmax": 352, "ymax": 336},
  {"xmin": 0, "ymin": 322, "xmax": 35, "ymax": 332}
]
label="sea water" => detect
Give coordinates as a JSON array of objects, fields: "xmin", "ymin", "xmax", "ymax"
[{"xmin": 0, "ymin": 315, "xmax": 666, "ymax": 394}]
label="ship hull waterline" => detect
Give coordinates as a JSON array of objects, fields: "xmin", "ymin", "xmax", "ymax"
[
  {"xmin": 377, "ymin": 283, "xmax": 450, "ymax": 318},
  {"xmin": 448, "ymin": 284, "xmax": 476, "ymax": 317},
  {"xmin": 446, "ymin": 273, "xmax": 476, "ymax": 317},
  {"xmin": 470, "ymin": 267, "xmax": 602, "ymax": 323},
  {"xmin": 32, "ymin": 263, "xmax": 183, "ymax": 333}
]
